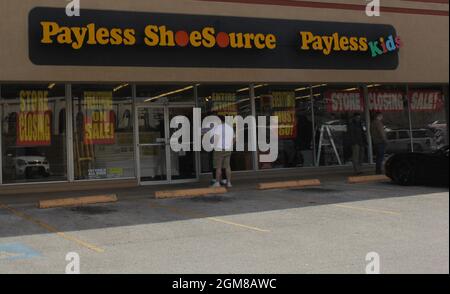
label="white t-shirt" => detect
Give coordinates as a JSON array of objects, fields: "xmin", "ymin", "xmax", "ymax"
[{"xmin": 212, "ymin": 123, "xmax": 235, "ymax": 151}]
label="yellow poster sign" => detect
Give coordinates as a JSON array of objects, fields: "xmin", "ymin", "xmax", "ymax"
[
  {"xmin": 17, "ymin": 90, "xmax": 52, "ymax": 146},
  {"xmin": 83, "ymin": 92, "xmax": 115, "ymax": 145},
  {"xmin": 211, "ymin": 92, "xmax": 238, "ymax": 116},
  {"xmin": 271, "ymin": 92, "xmax": 297, "ymax": 139}
]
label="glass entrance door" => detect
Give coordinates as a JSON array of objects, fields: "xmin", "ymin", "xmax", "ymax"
[{"xmin": 136, "ymin": 105, "xmax": 198, "ymax": 184}]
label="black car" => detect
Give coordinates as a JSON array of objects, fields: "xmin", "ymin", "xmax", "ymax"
[{"xmin": 385, "ymin": 145, "xmax": 449, "ymax": 186}]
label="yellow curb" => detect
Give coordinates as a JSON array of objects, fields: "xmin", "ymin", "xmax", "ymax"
[
  {"xmin": 38, "ymin": 194, "xmax": 118, "ymax": 209},
  {"xmin": 155, "ymin": 187, "xmax": 227, "ymax": 199},
  {"xmin": 348, "ymin": 175, "xmax": 391, "ymax": 184},
  {"xmin": 258, "ymin": 179, "xmax": 321, "ymax": 190}
]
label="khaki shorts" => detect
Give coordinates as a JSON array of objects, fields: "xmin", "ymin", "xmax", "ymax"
[{"xmin": 213, "ymin": 151, "xmax": 232, "ymax": 170}]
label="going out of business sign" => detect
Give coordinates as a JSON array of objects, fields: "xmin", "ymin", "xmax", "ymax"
[
  {"xmin": 28, "ymin": 7, "xmax": 401, "ymax": 69},
  {"xmin": 326, "ymin": 90, "xmax": 445, "ymax": 113}
]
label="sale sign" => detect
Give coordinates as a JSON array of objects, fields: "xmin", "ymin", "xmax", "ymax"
[
  {"xmin": 409, "ymin": 91, "xmax": 444, "ymax": 112},
  {"xmin": 83, "ymin": 92, "xmax": 115, "ymax": 145},
  {"xmin": 17, "ymin": 90, "xmax": 52, "ymax": 146},
  {"xmin": 271, "ymin": 92, "xmax": 297, "ymax": 139}
]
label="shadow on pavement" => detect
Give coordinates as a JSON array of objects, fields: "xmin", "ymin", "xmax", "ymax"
[{"xmin": 0, "ymin": 169, "xmax": 448, "ymax": 239}]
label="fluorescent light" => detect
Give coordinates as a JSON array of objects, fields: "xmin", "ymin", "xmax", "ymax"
[
  {"xmin": 311, "ymin": 84, "xmax": 327, "ymax": 89},
  {"xmin": 236, "ymin": 84, "xmax": 268, "ymax": 93},
  {"xmin": 113, "ymin": 83, "xmax": 129, "ymax": 92},
  {"xmin": 295, "ymin": 84, "xmax": 327, "ymax": 92},
  {"xmin": 145, "ymin": 85, "xmax": 194, "ymax": 102},
  {"xmin": 295, "ymin": 86, "xmax": 308, "ymax": 92},
  {"xmin": 48, "ymin": 83, "xmax": 56, "ymax": 89},
  {"xmin": 296, "ymin": 93, "xmax": 320, "ymax": 100}
]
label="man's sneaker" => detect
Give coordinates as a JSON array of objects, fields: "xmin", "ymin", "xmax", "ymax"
[
  {"xmin": 211, "ymin": 182, "xmax": 221, "ymax": 188},
  {"xmin": 226, "ymin": 182, "xmax": 233, "ymax": 188},
  {"xmin": 220, "ymin": 180, "xmax": 228, "ymax": 186}
]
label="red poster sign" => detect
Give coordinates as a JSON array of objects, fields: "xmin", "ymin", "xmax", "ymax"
[
  {"xmin": 409, "ymin": 91, "xmax": 444, "ymax": 112},
  {"xmin": 326, "ymin": 91, "xmax": 364, "ymax": 113},
  {"xmin": 368, "ymin": 91, "xmax": 405, "ymax": 112},
  {"xmin": 326, "ymin": 90, "xmax": 406, "ymax": 113}
]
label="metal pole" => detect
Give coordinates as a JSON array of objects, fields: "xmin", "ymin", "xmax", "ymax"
[
  {"xmin": 194, "ymin": 84, "xmax": 201, "ymax": 180},
  {"xmin": 406, "ymin": 85, "xmax": 414, "ymax": 152},
  {"xmin": 362, "ymin": 84, "xmax": 374, "ymax": 164},
  {"xmin": 250, "ymin": 83, "xmax": 259, "ymax": 171},
  {"xmin": 132, "ymin": 84, "xmax": 139, "ymax": 183},
  {"xmin": 443, "ymin": 85, "xmax": 449, "ymax": 145},
  {"xmin": 66, "ymin": 84, "xmax": 74, "ymax": 182},
  {"xmin": 310, "ymin": 85, "xmax": 317, "ymax": 166}
]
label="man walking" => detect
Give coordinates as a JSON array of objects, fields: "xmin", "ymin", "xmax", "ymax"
[
  {"xmin": 371, "ymin": 112, "xmax": 388, "ymax": 175},
  {"xmin": 212, "ymin": 116, "xmax": 235, "ymax": 188},
  {"xmin": 348, "ymin": 113, "xmax": 366, "ymax": 175}
]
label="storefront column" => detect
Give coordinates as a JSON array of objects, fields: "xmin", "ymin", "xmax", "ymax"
[
  {"xmin": 66, "ymin": 84, "xmax": 74, "ymax": 182},
  {"xmin": 250, "ymin": 84, "xmax": 259, "ymax": 171},
  {"xmin": 362, "ymin": 85, "xmax": 374, "ymax": 164},
  {"xmin": 0, "ymin": 85, "xmax": 2, "ymax": 185}
]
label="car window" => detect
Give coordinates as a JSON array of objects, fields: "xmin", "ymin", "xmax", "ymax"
[
  {"xmin": 6, "ymin": 148, "xmax": 43, "ymax": 157},
  {"xmin": 387, "ymin": 132, "xmax": 397, "ymax": 140},
  {"xmin": 412, "ymin": 130, "xmax": 429, "ymax": 138},
  {"xmin": 398, "ymin": 131, "xmax": 410, "ymax": 139}
]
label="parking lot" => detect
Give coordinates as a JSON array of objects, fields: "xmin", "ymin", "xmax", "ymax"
[{"xmin": 0, "ymin": 178, "xmax": 448, "ymax": 274}]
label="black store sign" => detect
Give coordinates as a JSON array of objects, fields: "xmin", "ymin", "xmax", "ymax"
[{"xmin": 29, "ymin": 7, "xmax": 400, "ymax": 69}]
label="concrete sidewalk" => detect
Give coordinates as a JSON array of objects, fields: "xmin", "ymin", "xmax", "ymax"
[{"xmin": 0, "ymin": 165, "xmax": 376, "ymax": 205}]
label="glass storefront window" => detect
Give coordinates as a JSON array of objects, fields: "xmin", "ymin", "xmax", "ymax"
[
  {"xmin": 197, "ymin": 84, "xmax": 254, "ymax": 173},
  {"xmin": 1, "ymin": 84, "xmax": 67, "ymax": 183},
  {"xmin": 408, "ymin": 85, "xmax": 448, "ymax": 152},
  {"xmin": 367, "ymin": 84, "xmax": 410, "ymax": 156},
  {"xmin": 136, "ymin": 84, "xmax": 195, "ymax": 104},
  {"xmin": 255, "ymin": 84, "xmax": 314, "ymax": 169},
  {"xmin": 72, "ymin": 84, "xmax": 134, "ymax": 180},
  {"xmin": 312, "ymin": 84, "xmax": 367, "ymax": 167}
]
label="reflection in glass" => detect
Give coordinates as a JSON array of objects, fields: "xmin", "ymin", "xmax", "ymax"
[
  {"xmin": 409, "ymin": 85, "xmax": 448, "ymax": 152},
  {"xmin": 72, "ymin": 84, "xmax": 135, "ymax": 180},
  {"xmin": 1, "ymin": 84, "xmax": 67, "ymax": 183},
  {"xmin": 197, "ymin": 84, "xmax": 253, "ymax": 173},
  {"xmin": 312, "ymin": 84, "xmax": 367, "ymax": 167},
  {"xmin": 255, "ymin": 84, "xmax": 314, "ymax": 169},
  {"xmin": 169, "ymin": 107, "xmax": 197, "ymax": 180}
]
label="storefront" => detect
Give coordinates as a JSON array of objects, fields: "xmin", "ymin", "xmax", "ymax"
[{"xmin": 0, "ymin": 0, "xmax": 448, "ymax": 191}]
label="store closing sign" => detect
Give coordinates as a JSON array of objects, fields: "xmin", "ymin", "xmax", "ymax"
[
  {"xmin": 409, "ymin": 91, "xmax": 444, "ymax": 112},
  {"xmin": 17, "ymin": 90, "xmax": 52, "ymax": 146},
  {"xmin": 327, "ymin": 90, "xmax": 444, "ymax": 113},
  {"xmin": 29, "ymin": 7, "xmax": 400, "ymax": 69}
]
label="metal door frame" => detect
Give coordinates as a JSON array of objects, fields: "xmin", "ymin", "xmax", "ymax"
[{"xmin": 135, "ymin": 102, "xmax": 198, "ymax": 186}]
